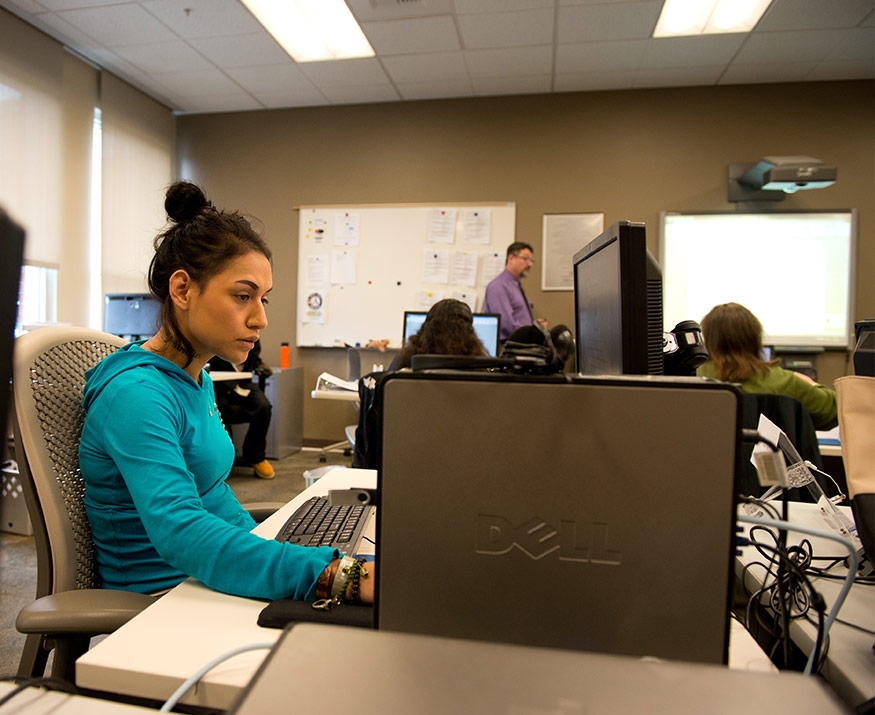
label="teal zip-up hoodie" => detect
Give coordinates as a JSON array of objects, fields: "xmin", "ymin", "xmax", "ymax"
[{"xmin": 79, "ymin": 342, "xmax": 334, "ymax": 600}]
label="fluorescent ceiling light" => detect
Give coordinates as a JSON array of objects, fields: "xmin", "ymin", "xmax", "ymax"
[
  {"xmin": 653, "ymin": 0, "xmax": 772, "ymax": 37},
  {"xmin": 241, "ymin": 0, "xmax": 374, "ymax": 63}
]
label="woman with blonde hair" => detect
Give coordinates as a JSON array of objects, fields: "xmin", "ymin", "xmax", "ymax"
[{"xmin": 696, "ymin": 302, "xmax": 837, "ymax": 430}]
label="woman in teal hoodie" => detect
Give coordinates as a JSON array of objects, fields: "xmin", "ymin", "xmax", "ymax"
[{"xmin": 79, "ymin": 181, "xmax": 373, "ymax": 603}]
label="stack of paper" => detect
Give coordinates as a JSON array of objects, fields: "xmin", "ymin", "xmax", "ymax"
[{"xmin": 315, "ymin": 372, "xmax": 358, "ymax": 392}]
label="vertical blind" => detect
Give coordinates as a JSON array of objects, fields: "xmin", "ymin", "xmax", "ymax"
[{"xmin": 0, "ymin": 7, "xmax": 173, "ymax": 327}]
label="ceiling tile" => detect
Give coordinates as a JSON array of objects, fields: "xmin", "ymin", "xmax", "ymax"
[
  {"xmin": 188, "ymin": 32, "xmax": 291, "ymax": 69},
  {"xmin": 347, "ymin": 0, "xmax": 455, "ymax": 23},
  {"xmin": 554, "ymin": 69, "xmax": 637, "ymax": 92},
  {"xmin": 719, "ymin": 61, "xmax": 819, "ymax": 85},
  {"xmin": 634, "ymin": 65, "xmax": 725, "ymax": 88},
  {"xmin": 807, "ymin": 60, "xmax": 875, "ymax": 81},
  {"xmin": 471, "ymin": 74, "xmax": 552, "ymax": 96},
  {"xmin": 464, "ymin": 46, "xmax": 553, "ymax": 78},
  {"xmin": 556, "ymin": 40, "xmax": 647, "ymax": 73},
  {"xmin": 299, "ymin": 58, "xmax": 392, "ymax": 89},
  {"xmin": 57, "ymin": 4, "xmax": 177, "ymax": 47},
  {"xmin": 225, "ymin": 63, "xmax": 316, "ymax": 93},
  {"xmin": 320, "ymin": 83, "xmax": 400, "ymax": 105},
  {"xmin": 114, "ymin": 40, "xmax": 214, "ymax": 74},
  {"xmin": 362, "ymin": 16, "xmax": 461, "ymax": 55},
  {"xmin": 735, "ymin": 29, "xmax": 850, "ymax": 64},
  {"xmin": 824, "ymin": 27, "xmax": 875, "ymax": 62},
  {"xmin": 142, "ymin": 0, "xmax": 264, "ymax": 40},
  {"xmin": 642, "ymin": 35, "xmax": 746, "ymax": 68},
  {"xmin": 396, "ymin": 79, "xmax": 475, "ymax": 101},
  {"xmin": 457, "ymin": 8, "xmax": 554, "ymax": 49},
  {"xmin": 757, "ymin": 0, "xmax": 874, "ymax": 31},
  {"xmin": 558, "ymin": 1, "xmax": 662, "ymax": 43},
  {"xmin": 455, "ymin": 0, "xmax": 554, "ymax": 13},
  {"xmin": 382, "ymin": 52, "xmax": 468, "ymax": 84}
]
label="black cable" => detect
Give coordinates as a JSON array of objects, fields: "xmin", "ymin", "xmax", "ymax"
[{"xmin": 742, "ymin": 531, "xmax": 827, "ymax": 671}]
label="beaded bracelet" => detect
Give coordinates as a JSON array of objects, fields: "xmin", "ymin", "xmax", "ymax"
[{"xmin": 330, "ymin": 555, "xmax": 358, "ymax": 601}]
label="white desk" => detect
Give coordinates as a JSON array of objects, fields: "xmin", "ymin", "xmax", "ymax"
[
  {"xmin": 0, "ymin": 683, "xmax": 155, "ymax": 714},
  {"xmin": 208, "ymin": 371, "xmax": 251, "ymax": 382},
  {"xmin": 77, "ymin": 468, "xmax": 773, "ymax": 710},
  {"xmin": 310, "ymin": 388, "xmax": 359, "ymax": 402},
  {"xmin": 76, "ymin": 468, "xmax": 376, "ymax": 710},
  {"xmin": 736, "ymin": 501, "xmax": 874, "ymax": 710}
]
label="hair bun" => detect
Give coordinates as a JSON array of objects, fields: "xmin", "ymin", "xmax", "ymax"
[{"xmin": 165, "ymin": 181, "xmax": 209, "ymax": 224}]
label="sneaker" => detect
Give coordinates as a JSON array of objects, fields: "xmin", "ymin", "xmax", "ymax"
[{"xmin": 252, "ymin": 460, "xmax": 275, "ymax": 479}]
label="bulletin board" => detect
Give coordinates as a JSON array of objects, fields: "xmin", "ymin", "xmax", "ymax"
[{"xmin": 296, "ymin": 203, "xmax": 516, "ymax": 348}]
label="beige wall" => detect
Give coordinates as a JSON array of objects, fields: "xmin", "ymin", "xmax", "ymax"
[{"xmin": 176, "ymin": 80, "xmax": 874, "ymax": 444}]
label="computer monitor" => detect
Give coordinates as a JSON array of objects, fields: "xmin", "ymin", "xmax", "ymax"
[
  {"xmin": 1, "ymin": 208, "xmax": 25, "ymax": 444},
  {"xmin": 853, "ymin": 319, "xmax": 875, "ymax": 377},
  {"xmin": 103, "ymin": 293, "xmax": 160, "ymax": 340},
  {"xmin": 402, "ymin": 310, "xmax": 501, "ymax": 357},
  {"xmin": 573, "ymin": 221, "xmax": 664, "ymax": 375}
]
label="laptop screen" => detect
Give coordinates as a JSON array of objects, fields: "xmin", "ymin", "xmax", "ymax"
[{"xmin": 402, "ymin": 311, "xmax": 501, "ymax": 357}]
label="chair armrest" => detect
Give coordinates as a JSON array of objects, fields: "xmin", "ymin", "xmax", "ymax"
[
  {"xmin": 243, "ymin": 501, "xmax": 284, "ymax": 523},
  {"xmin": 16, "ymin": 589, "xmax": 155, "ymax": 636}
]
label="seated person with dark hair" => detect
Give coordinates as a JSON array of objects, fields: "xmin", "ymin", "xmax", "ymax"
[
  {"xmin": 356, "ymin": 300, "xmax": 487, "ymax": 469},
  {"xmin": 389, "ymin": 298, "xmax": 487, "ymax": 370},
  {"xmin": 209, "ymin": 339, "xmax": 275, "ymax": 479}
]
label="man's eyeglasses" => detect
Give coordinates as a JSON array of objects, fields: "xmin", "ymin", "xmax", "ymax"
[{"xmin": 513, "ymin": 253, "xmax": 535, "ymax": 264}]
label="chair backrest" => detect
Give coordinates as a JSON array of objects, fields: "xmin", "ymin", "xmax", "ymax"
[
  {"xmin": 346, "ymin": 347, "xmax": 362, "ymax": 381},
  {"xmin": 740, "ymin": 392, "xmax": 822, "ymax": 498},
  {"xmin": 12, "ymin": 326, "xmax": 127, "ymax": 596}
]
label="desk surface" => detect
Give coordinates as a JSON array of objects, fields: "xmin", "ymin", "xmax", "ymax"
[
  {"xmin": 736, "ymin": 501, "xmax": 874, "ymax": 710},
  {"xmin": 209, "ymin": 371, "xmax": 252, "ymax": 382},
  {"xmin": 310, "ymin": 388, "xmax": 359, "ymax": 402},
  {"xmin": 76, "ymin": 468, "xmax": 376, "ymax": 710},
  {"xmin": 0, "ymin": 683, "xmax": 155, "ymax": 714},
  {"xmin": 78, "ymin": 469, "xmax": 773, "ymax": 710}
]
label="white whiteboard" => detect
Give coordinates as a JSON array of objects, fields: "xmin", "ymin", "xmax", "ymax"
[{"xmin": 296, "ymin": 203, "xmax": 516, "ymax": 348}]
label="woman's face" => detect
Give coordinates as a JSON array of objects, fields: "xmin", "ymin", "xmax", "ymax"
[{"xmin": 182, "ymin": 250, "xmax": 272, "ymax": 365}]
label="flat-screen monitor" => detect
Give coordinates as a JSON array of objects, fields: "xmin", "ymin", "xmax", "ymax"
[
  {"xmin": 402, "ymin": 310, "xmax": 501, "ymax": 357},
  {"xmin": 103, "ymin": 293, "xmax": 160, "ymax": 339},
  {"xmin": 573, "ymin": 221, "xmax": 664, "ymax": 376},
  {"xmin": 1, "ymin": 208, "xmax": 25, "ymax": 444},
  {"xmin": 660, "ymin": 210, "xmax": 856, "ymax": 349}
]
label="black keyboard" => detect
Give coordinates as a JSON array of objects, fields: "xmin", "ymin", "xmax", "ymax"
[{"xmin": 275, "ymin": 496, "xmax": 371, "ymax": 551}]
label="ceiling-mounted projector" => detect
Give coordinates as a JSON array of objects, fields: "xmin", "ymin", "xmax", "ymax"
[
  {"xmin": 740, "ymin": 156, "xmax": 837, "ymax": 193},
  {"xmin": 728, "ymin": 156, "xmax": 837, "ymax": 202}
]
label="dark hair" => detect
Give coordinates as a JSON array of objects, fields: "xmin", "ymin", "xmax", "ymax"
[
  {"xmin": 506, "ymin": 241, "xmax": 533, "ymax": 258},
  {"xmin": 700, "ymin": 302, "xmax": 777, "ymax": 382},
  {"xmin": 148, "ymin": 181, "xmax": 271, "ymax": 366},
  {"xmin": 396, "ymin": 299, "xmax": 486, "ymax": 368}
]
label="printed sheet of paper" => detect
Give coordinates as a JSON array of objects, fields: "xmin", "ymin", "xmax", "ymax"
[
  {"xmin": 421, "ymin": 248, "xmax": 450, "ymax": 284},
  {"xmin": 331, "ymin": 249, "xmax": 356, "ymax": 284},
  {"xmin": 451, "ymin": 250, "xmax": 479, "ymax": 288},
  {"xmin": 461, "ymin": 209, "xmax": 491, "ymax": 244},
  {"xmin": 307, "ymin": 255, "xmax": 329, "ymax": 286},
  {"xmin": 481, "ymin": 250, "xmax": 505, "ymax": 285},
  {"xmin": 334, "ymin": 212, "xmax": 360, "ymax": 247},
  {"xmin": 302, "ymin": 290, "xmax": 326, "ymax": 324},
  {"xmin": 428, "ymin": 208, "xmax": 457, "ymax": 244}
]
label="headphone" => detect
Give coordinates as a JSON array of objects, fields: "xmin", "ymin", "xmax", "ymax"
[
  {"xmin": 663, "ymin": 320, "xmax": 709, "ymax": 376},
  {"xmin": 500, "ymin": 324, "xmax": 575, "ymax": 375}
]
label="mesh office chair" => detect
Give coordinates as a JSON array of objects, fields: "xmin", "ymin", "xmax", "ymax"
[
  {"xmin": 12, "ymin": 326, "xmax": 279, "ymax": 681},
  {"xmin": 12, "ymin": 326, "xmax": 155, "ymax": 682}
]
